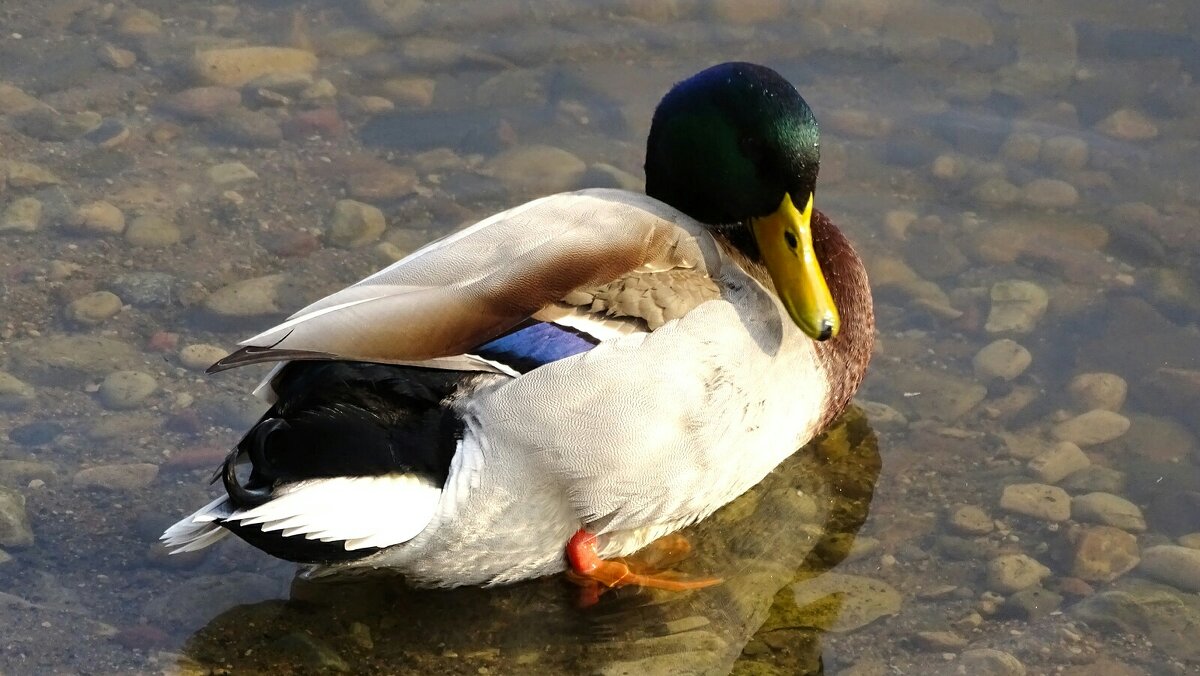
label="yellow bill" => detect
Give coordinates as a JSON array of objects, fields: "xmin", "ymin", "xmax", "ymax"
[{"xmin": 751, "ymin": 193, "xmax": 840, "ymax": 341}]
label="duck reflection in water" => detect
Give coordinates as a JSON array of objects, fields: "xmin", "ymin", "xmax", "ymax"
[{"xmin": 177, "ymin": 406, "xmax": 881, "ymax": 676}]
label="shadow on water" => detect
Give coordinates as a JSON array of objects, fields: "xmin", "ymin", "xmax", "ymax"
[{"xmin": 177, "ymin": 407, "xmax": 881, "ymax": 675}]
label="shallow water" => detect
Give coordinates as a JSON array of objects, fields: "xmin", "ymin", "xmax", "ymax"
[{"xmin": 0, "ymin": 1, "xmax": 1198, "ymax": 674}]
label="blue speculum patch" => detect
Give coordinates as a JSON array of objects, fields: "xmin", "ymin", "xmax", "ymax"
[{"xmin": 473, "ymin": 321, "xmax": 600, "ymax": 373}]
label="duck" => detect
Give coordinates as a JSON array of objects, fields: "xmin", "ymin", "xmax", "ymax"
[{"xmin": 162, "ymin": 61, "xmax": 874, "ymax": 592}]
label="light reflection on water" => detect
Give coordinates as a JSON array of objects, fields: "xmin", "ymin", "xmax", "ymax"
[{"xmin": 0, "ymin": 0, "xmax": 1197, "ymax": 673}]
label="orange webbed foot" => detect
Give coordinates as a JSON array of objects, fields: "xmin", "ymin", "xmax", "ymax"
[{"xmin": 565, "ymin": 529, "xmax": 721, "ymax": 605}]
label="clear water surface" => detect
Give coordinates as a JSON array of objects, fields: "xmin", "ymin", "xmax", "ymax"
[{"xmin": 0, "ymin": 1, "xmax": 1198, "ymax": 674}]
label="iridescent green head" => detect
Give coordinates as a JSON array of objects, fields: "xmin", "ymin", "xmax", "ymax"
[{"xmin": 645, "ymin": 62, "xmax": 837, "ymax": 341}]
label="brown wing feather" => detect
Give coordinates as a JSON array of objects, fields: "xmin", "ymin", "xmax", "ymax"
[{"xmin": 207, "ymin": 191, "xmax": 718, "ymax": 372}]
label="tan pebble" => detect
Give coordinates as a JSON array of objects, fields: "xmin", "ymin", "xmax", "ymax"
[
  {"xmin": 179, "ymin": 344, "xmax": 228, "ymax": 371},
  {"xmin": 67, "ymin": 291, "xmax": 123, "ymax": 325},
  {"xmin": 70, "ymin": 201, "xmax": 126, "ymax": 236},
  {"xmin": 1067, "ymin": 372, "xmax": 1126, "ymax": 412},
  {"xmin": 190, "ymin": 47, "xmax": 318, "ymax": 87}
]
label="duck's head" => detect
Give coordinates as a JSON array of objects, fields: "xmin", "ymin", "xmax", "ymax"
[{"xmin": 645, "ymin": 62, "xmax": 838, "ymax": 341}]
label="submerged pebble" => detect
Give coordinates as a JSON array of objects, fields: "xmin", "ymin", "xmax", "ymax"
[
  {"xmin": 179, "ymin": 344, "xmax": 227, "ymax": 370},
  {"xmin": 486, "ymin": 145, "xmax": 586, "ymax": 197},
  {"xmin": 0, "ymin": 488, "xmax": 34, "ymax": 548},
  {"xmin": 190, "ymin": 47, "xmax": 318, "ymax": 87},
  {"xmin": 1026, "ymin": 441, "xmax": 1090, "ymax": 484},
  {"xmin": 985, "ymin": 280, "xmax": 1048, "ymax": 334},
  {"xmin": 1052, "ymin": 410, "xmax": 1130, "ymax": 446},
  {"xmin": 1138, "ymin": 546, "xmax": 1200, "ymax": 592},
  {"xmin": 124, "ymin": 214, "xmax": 181, "ymax": 247},
  {"xmin": 973, "ymin": 338, "xmax": 1031, "ymax": 381},
  {"xmin": 98, "ymin": 370, "xmax": 158, "ymax": 410},
  {"xmin": 1067, "ymin": 372, "xmax": 1127, "ymax": 412},
  {"xmin": 1068, "ymin": 525, "xmax": 1140, "ymax": 582},
  {"xmin": 1072, "ymin": 492, "xmax": 1146, "ymax": 532},
  {"xmin": 69, "ymin": 201, "xmax": 126, "ymax": 236},
  {"xmin": 66, "ymin": 291, "xmax": 123, "ymax": 325},
  {"xmin": 1, "ymin": 197, "xmax": 43, "ymax": 233},
  {"xmin": 0, "ymin": 371, "xmax": 37, "ymax": 410},
  {"xmin": 73, "ymin": 463, "xmax": 159, "ymax": 491},
  {"xmin": 987, "ymin": 553, "xmax": 1051, "ymax": 593},
  {"xmin": 328, "ymin": 200, "xmax": 386, "ymax": 248},
  {"xmin": 1000, "ymin": 483, "xmax": 1071, "ymax": 522}
]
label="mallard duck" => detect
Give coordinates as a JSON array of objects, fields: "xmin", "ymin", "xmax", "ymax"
[{"xmin": 163, "ymin": 62, "xmax": 874, "ymax": 591}]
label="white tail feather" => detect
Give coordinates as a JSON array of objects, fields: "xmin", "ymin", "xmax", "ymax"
[{"xmin": 161, "ymin": 495, "xmax": 233, "ymax": 553}]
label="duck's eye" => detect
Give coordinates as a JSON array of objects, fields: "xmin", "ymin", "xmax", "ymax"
[{"xmin": 784, "ymin": 230, "xmax": 798, "ymax": 252}]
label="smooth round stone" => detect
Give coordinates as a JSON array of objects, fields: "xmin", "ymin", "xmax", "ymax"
[
  {"xmin": 207, "ymin": 162, "xmax": 258, "ymax": 185},
  {"xmin": 345, "ymin": 164, "xmax": 418, "ymax": 201},
  {"xmin": 0, "ymin": 488, "xmax": 34, "ymax": 548},
  {"xmin": 374, "ymin": 241, "xmax": 407, "ymax": 265},
  {"xmin": 986, "ymin": 553, "xmax": 1051, "ymax": 593},
  {"xmin": 73, "ymin": 463, "xmax": 159, "ymax": 491},
  {"xmin": 958, "ymin": 649, "xmax": 1025, "ymax": 676},
  {"xmin": 3, "ymin": 160, "xmax": 61, "ymax": 189},
  {"xmin": 1068, "ymin": 372, "xmax": 1127, "ymax": 411},
  {"xmin": 203, "ymin": 274, "xmax": 286, "ymax": 317},
  {"xmin": 110, "ymin": 272, "xmax": 178, "ymax": 307},
  {"xmin": 1026, "ymin": 441, "xmax": 1090, "ymax": 484},
  {"xmin": 948, "ymin": 504, "xmax": 993, "ymax": 536},
  {"xmin": 0, "ymin": 197, "xmax": 42, "ymax": 233},
  {"xmin": 1096, "ymin": 108, "xmax": 1158, "ymax": 141},
  {"xmin": 1041, "ymin": 135, "xmax": 1088, "ymax": 171},
  {"xmin": 210, "ymin": 109, "xmax": 282, "ymax": 148},
  {"xmin": 328, "ymin": 200, "xmax": 386, "ymax": 248},
  {"xmin": 190, "ymin": 47, "xmax": 318, "ymax": 87},
  {"xmin": 1000, "ymin": 483, "xmax": 1071, "ymax": 522},
  {"xmin": 1139, "ymin": 545, "xmax": 1200, "ymax": 592},
  {"xmin": 1178, "ymin": 533, "xmax": 1200, "ymax": 550},
  {"xmin": 1068, "ymin": 525, "xmax": 1140, "ymax": 582},
  {"xmin": 69, "ymin": 201, "xmax": 125, "ymax": 235},
  {"xmin": 985, "ymin": 280, "xmax": 1048, "ymax": 334},
  {"xmin": 486, "ymin": 145, "xmax": 586, "ymax": 197},
  {"xmin": 931, "ymin": 153, "xmax": 968, "ymax": 181},
  {"xmin": 1061, "ymin": 465, "xmax": 1125, "ymax": 494},
  {"xmin": 66, "ymin": 291, "xmax": 123, "ymax": 325},
  {"xmin": 1022, "ymin": 178, "xmax": 1078, "ymax": 209},
  {"xmin": 1072, "ymin": 492, "xmax": 1146, "ymax": 532},
  {"xmin": 179, "ymin": 344, "xmax": 227, "ymax": 371},
  {"xmin": 971, "ymin": 177, "xmax": 1020, "ymax": 207},
  {"xmin": 98, "ymin": 370, "xmax": 158, "ymax": 410},
  {"xmin": 160, "ymin": 86, "xmax": 241, "ymax": 121},
  {"xmin": 1000, "ymin": 131, "xmax": 1042, "ymax": 164},
  {"xmin": 973, "ymin": 338, "xmax": 1031, "ymax": 381},
  {"xmin": 97, "ymin": 44, "xmax": 137, "ymax": 69},
  {"xmin": 125, "ymin": 214, "xmax": 181, "ymax": 247},
  {"xmin": 0, "ymin": 371, "xmax": 36, "ymax": 410},
  {"xmin": 1052, "ymin": 409, "xmax": 1130, "ymax": 446}
]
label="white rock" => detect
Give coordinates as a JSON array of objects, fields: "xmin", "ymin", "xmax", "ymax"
[
  {"xmin": 1071, "ymin": 492, "xmax": 1146, "ymax": 532},
  {"xmin": 973, "ymin": 338, "xmax": 1032, "ymax": 381},
  {"xmin": 1052, "ymin": 409, "xmax": 1130, "ymax": 446},
  {"xmin": 1026, "ymin": 441, "xmax": 1090, "ymax": 484},
  {"xmin": 986, "ymin": 553, "xmax": 1051, "ymax": 593},
  {"xmin": 999, "ymin": 483, "xmax": 1071, "ymax": 522},
  {"xmin": 1139, "ymin": 545, "xmax": 1200, "ymax": 592},
  {"xmin": 985, "ymin": 280, "xmax": 1048, "ymax": 334},
  {"xmin": 1067, "ymin": 372, "xmax": 1127, "ymax": 412}
]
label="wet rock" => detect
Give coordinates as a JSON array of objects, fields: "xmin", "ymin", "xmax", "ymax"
[
  {"xmin": 160, "ymin": 86, "xmax": 242, "ymax": 121},
  {"xmin": 1, "ymin": 160, "xmax": 62, "ymax": 189},
  {"xmin": 984, "ymin": 280, "xmax": 1048, "ymax": 334},
  {"xmin": 10, "ymin": 108, "xmax": 102, "ymax": 141},
  {"xmin": 874, "ymin": 363, "xmax": 986, "ymax": 423},
  {"xmin": 270, "ymin": 633, "xmax": 350, "ymax": 673},
  {"xmin": 0, "ymin": 372, "xmax": 37, "ymax": 410},
  {"xmin": 1041, "ymin": 135, "xmax": 1088, "ymax": 172},
  {"xmin": 1096, "ymin": 109, "xmax": 1158, "ymax": 141},
  {"xmin": 66, "ymin": 291, "xmax": 123, "ymax": 325},
  {"xmin": 207, "ymin": 162, "xmax": 259, "ymax": 185},
  {"xmin": 1022, "ymin": 178, "xmax": 1078, "ymax": 209},
  {"xmin": 203, "ymin": 274, "xmax": 288, "ymax": 318},
  {"xmin": 1072, "ymin": 492, "xmax": 1146, "ymax": 532},
  {"xmin": 110, "ymin": 272, "xmax": 178, "ymax": 307},
  {"xmin": 98, "ymin": 371, "xmax": 158, "ymax": 410},
  {"xmin": 0, "ymin": 82, "xmax": 46, "ymax": 115},
  {"xmin": 1061, "ymin": 465, "xmax": 1125, "ymax": 494},
  {"xmin": 328, "ymin": 200, "xmax": 386, "ymax": 248},
  {"xmin": 379, "ymin": 77, "xmax": 436, "ymax": 107},
  {"xmin": 338, "ymin": 158, "xmax": 418, "ymax": 201},
  {"xmin": 948, "ymin": 504, "xmax": 994, "ymax": 536},
  {"xmin": 1000, "ymin": 483, "xmax": 1071, "ymax": 522},
  {"xmin": 0, "ymin": 488, "xmax": 33, "ymax": 548},
  {"xmin": 971, "ymin": 177, "xmax": 1021, "ymax": 207},
  {"xmin": 863, "ymin": 254, "xmax": 959, "ymax": 318},
  {"xmin": 179, "ymin": 344, "xmax": 227, "ymax": 371},
  {"xmin": 1067, "ymin": 372, "xmax": 1126, "ymax": 412},
  {"xmin": 1071, "ymin": 579, "xmax": 1200, "ymax": 661},
  {"xmin": 68, "ymin": 201, "xmax": 125, "ymax": 236},
  {"xmin": 486, "ymin": 145, "xmax": 586, "ymax": 197},
  {"xmin": 973, "ymin": 338, "xmax": 1031, "ymax": 381},
  {"xmin": 73, "ymin": 463, "xmax": 159, "ymax": 491},
  {"xmin": 782, "ymin": 573, "xmax": 901, "ymax": 632},
  {"xmin": 9, "ymin": 335, "xmax": 143, "ymax": 384},
  {"xmin": 191, "ymin": 47, "xmax": 319, "ymax": 87},
  {"xmin": 1000, "ymin": 131, "xmax": 1041, "ymax": 164},
  {"xmin": 914, "ymin": 630, "xmax": 967, "ymax": 651},
  {"xmin": 987, "ymin": 553, "xmax": 1051, "ymax": 593},
  {"xmin": 9, "ymin": 421, "xmax": 64, "ymax": 446},
  {"xmin": 856, "ymin": 400, "xmax": 907, "ymax": 430},
  {"xmin": 96, "ymin": 44, "xmax": 136, "ymax": 70},
  {"xmin": 1052, "ymin": 410, "xmax": 1130, "ymax": 446},
  {"xmin": 1026, "ymin": 441, "xmax": 1090, "ymax": 484},
  {"xmin": 209, "ymin": 109, "xmax": 282, "ymax": 148},
  {"xmin": 958, "ymin": 648, "xmax": 1026, "ymax": 675},
  {"xmin": 1067, "ymin": 525, "xmax": 1140, "ymax": 582},
  {"xmin": 124, "ymin": 214, "xmax": 181, "ymax": 247},
  {"xmin": 1139, "ymin": 545, "xmax": 1200, "ymax": 592},
  {"xmin": 1000, "ymin": 586, "xmax": 1062, "ymax": 621},
  {"xmin": 1, "ymin": 197, "xmax": 42, "ymax": 233}
]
